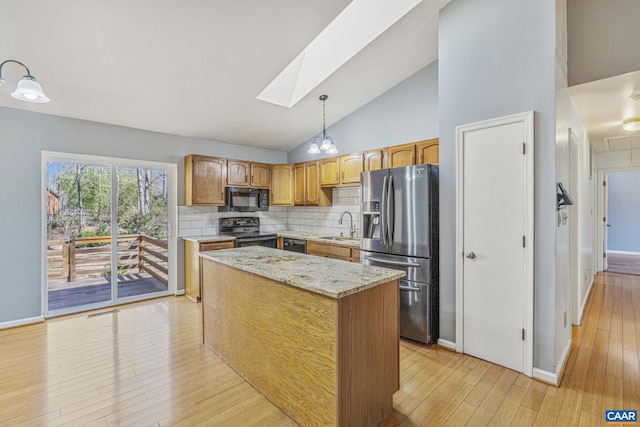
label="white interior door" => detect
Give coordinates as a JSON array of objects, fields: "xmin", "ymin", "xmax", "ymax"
[{"xmin": 456, "ymin": 112, "xmax": 534, "ymax": 375}]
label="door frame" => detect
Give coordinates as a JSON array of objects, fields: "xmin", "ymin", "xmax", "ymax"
[
  {"xmin": 595, "ymin": 166, "xmax": 640, "ymax": 272},
  {"xmin": 455, "ymin": 111, "xmax": 534, "ymax": 376},
  {"xmin": 41, "ymin": 151, "xmax": 178, "ymax": 317}
]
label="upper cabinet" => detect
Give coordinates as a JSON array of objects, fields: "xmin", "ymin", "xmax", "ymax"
[
  {"xmin": 363, "ymin": 149, "xmax": 385, "ymax": 171},
  {"xmin": 185, "ymin": 155, "xmax": 227, "ymax": 206},
  {"xmin": 227, "ymin": 160, "xmax": 271, "ymax": 187},
  {"xmin": 386, "ymin": 143, "xmax": 416, "ymax": 168},
  {"xmin": 295, "ymin": 161, "xmax": 331, "ymax": 206},
  {"xmin": 416, "ymin": 138, "xmax": 439, "ymax": 165},
  {"xmin": 227, "ymin": 160, "xmax": 250, "ymax": 186},
  {"xmin": 250, "ymin": 163, "xmax": 271, "ymax": 188},
  {"xmin": 340, "ymin": 153, "xmax": 363, "ymax": 185},
  {"xmin": 320, "ymin": 158, "xmax": 340, "ymax": 186},
  {"xmin": 271, "ymin": 164, "xmax": 294, "ymax": 206}
]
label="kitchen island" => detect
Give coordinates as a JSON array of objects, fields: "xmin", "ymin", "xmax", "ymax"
[{"xmin": 200, "ymin": 246, "xmax": 405, "ymax": 427}]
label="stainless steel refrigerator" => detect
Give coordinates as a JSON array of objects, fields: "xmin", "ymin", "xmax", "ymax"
[{"xmin": 360, "ymin": 165, "xmax": 439, "ymax": 344}]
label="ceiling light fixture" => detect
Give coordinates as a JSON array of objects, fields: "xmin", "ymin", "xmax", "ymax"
[
  {"xmin": 0, "ymin": 59, "xmax": 49, "ymax": 103},
  {"xmin": 622, "ymin": 118, "xmax": 640, "ymax": 132},
  {"xmin": 308, "ymin": 95, "xmax": 337, "ymax": 154}
]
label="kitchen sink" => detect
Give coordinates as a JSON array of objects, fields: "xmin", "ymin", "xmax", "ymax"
[{"xmin": 319, "ymin": 236, "xmax": 359, "ymax": 241}]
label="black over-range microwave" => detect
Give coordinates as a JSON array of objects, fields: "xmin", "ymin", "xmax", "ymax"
[{"xmin": 219, "ymin": 187, "xmax": 269, "ymax": 212}]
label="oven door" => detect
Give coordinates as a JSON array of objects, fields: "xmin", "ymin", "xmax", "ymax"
[{"xmin": 235, "ymin": 236, "xmax": 277, "ymax": 248}]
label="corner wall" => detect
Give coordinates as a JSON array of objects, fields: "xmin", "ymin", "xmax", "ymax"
[
  {"xmin": 438, "ymin": 0, "xmax": 558, "ymax": 372},
  {"xmin": 288, "ymin": 61, "xmax": 439, "ymax": 164}
]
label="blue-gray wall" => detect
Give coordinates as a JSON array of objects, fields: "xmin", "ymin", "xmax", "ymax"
[
  {"xmin": 288, "ymin": 62, "xmax": 439, "ymax": 164},
  {"xmin": 607, "ymin": 171, "xmax": 640, "ymax": 252},
  {"xmin": 0, "ymin": 107, "xmax": 286, "ymax": 324},
  {"xmin": 438, "ymin": 0, "xmax": 558, "ymax": 372}
]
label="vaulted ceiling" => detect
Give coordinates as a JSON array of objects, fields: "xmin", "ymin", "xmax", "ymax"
[{"xmin": 0, "ymin": 0, "xmax": 449, "ymax": 152}]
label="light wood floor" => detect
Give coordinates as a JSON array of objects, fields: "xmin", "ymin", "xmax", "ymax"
[
  {"xmin": 606, "ymin": 252, "xmax": 640, "ymax": 275},
  {"xmin": 0, "ymin": 271, "xmax": 637, "ymax": 426}
]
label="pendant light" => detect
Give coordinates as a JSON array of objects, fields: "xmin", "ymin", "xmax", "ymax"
[
  {"xmin": 0, "ymin": 60, "xmax": 49, "ymax": 103},
  {"xmin": 308, "ymin": 95, "xmax": 337, "ymax": 154}
]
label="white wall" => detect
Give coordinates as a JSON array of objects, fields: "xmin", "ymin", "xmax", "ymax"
[{"xmin": 0, "ymin": 106, "xmax": 286, "ymax": 324}]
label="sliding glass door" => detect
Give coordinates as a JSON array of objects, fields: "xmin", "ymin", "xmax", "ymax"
[{"xmin": 44, "ymin": 153, "xmax": 175, "ymax": 316}]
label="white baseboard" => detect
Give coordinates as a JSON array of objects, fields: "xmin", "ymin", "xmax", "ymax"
[
  {"xmin": 174, "ymin": 289, "xmax": 185, "ymax": 296},
  {"xmin": 532, "ymin": 338, "xmax": 572, "ymax": 386},
  {"xmin": 607, "ymin": 250, "xmax": 640, "ymax": 255},
  {"xmin": 437, "ymin": 338, "xmax": 456, "ymax": 351},
  {"xmin": 0, "ymin": 315, "xmax": 45, "ymax": 330}
]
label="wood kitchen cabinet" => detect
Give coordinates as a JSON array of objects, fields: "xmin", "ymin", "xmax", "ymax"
[
  {"xmin": 227, "ymin": 160, "xmax": 250, "ymax": 186},
  {"xmin": 184, "ymin": 238, "xmax": 235, "ymax": 301},
  {"xmin": 340, "ymin": 153, "xmax": 364, "ymax": 184},
  {"xmin": 363, "ymin": 149, "xmax": 385, "ymax": 171},
  {"xmin": 250, "ymin": 163, "xmax": 271, "ymax": 188},
  {"xmin": 320, "ymin": 157, "xmax": 340, "ymax": 186},
  {"xmin": 227, "ymin": 161, "xmax": 271, "ymax": 187},
  {"xmin": 416, "ymin": 138, "xmax": 439, "ymax": 165},
  {"xmin": 385, "ymin": 143, "xmax": 416, "ymax": 168},
  {"xmin": 294, "ymin": 161, "xmax": 331, "ymax": 206},
  {"xmin": 185, "ymin": 155, "xmax": 227, "ymax": 206},
  {"xmin": 270, "ymin": 164, "xmax": 294, "ymax": 205},
  {"xmin": 307, "ymin": 241, "xmax": 361, "ymax": 263}
]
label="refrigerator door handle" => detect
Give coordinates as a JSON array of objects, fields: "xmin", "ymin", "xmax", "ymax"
[
  {"xmin": 363, "ymin": 255, "xmax": 420, "ymax": 267},
  {"xmin": 381, "ymin": 176, "xmax": 388, "ymax": 245},
  {"xmin": 387, "ymin": 175, "xmax": 394, "ymax": 243},
  {"xmin": 399, "ymin": 285, "xmax": 420, "ymax": 292}
]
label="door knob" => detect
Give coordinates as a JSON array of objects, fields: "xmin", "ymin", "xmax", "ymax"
[{"xmin": 465, "ymin": 251, "xmax": 476, "ymax": 259}]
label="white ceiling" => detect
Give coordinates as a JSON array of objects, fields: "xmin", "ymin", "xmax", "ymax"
[
  {"xmin": 569, "ymin": 70, "xmax": 640, "ymax": 152},
  {"xmin": 0, "ymin": 0, "xmax": 449, "ymax": 152}
]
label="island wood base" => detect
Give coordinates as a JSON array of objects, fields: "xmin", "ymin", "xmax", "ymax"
[{"xmin": 202, "ymin": 259, "xmax": 399, "ymax": 427}]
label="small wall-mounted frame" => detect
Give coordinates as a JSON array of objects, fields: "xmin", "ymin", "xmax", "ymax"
[{"xmin": 557, "ymin": 182, "xmax": 574, "ymax": 210}]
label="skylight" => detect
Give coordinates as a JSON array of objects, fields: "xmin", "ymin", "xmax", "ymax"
[{"xmin": 257, "ymin": 0, "xmax": 424, "ymax": 108}]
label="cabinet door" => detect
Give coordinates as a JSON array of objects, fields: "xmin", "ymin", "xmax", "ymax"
[
  {"xmin": 271, "ymin": 164, "xmax": 294, "ymax": 205},
  {"xmin": 307, "ymin": 241, "xmax": 352, "ymax": 261},
  {"xmin": 293, "ymin": 163, "xmax": 306, "ymax": 205},
  {"xmin": 363, "ymin": 150, "xmax": 385, "ymax": 171},
  {"xmin": 305, "ymin": 161, "xmax": 332, "ymax": 206},
  {"xmin": 250, "ymin": 163, "xmax": 271, "ymax": 188},
  {"xmin": 227, "ymin": 160, "xmax": 250, "ymax": 186},
  {"xmin": 340, "ymin": 153, "xmax": 363, "ymax": 184},
  {"xmin": 416, "ymin": 138, "xmax": 439, "ymax": 165},
  {"xmin": 386, "ymin": 143, "xmax": 416, "ymax": 168},
  {"xmin": 320, "ymin": 158, "xmax": 340, "ymax": 186},
  {"xmin": 186, "ymin": 155, "xmax": 226, "ymax": 205}
]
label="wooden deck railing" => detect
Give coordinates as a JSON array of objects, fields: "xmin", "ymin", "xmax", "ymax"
[{"xmin": 47, "ymin": 234, "xmax": 169, "ymax": 286}]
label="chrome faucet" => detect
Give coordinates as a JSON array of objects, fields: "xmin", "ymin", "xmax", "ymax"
[{"xmin": 339, "ymin": 211, "xmax": 356, "ymax": 239}]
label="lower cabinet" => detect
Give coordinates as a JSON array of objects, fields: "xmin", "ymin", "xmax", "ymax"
[
  {"xmin": 184, "ymin": 239, "xmax": 235, "ymax": 302},
  {"xmin": 306, "ymin": 241, "xmax": 361, "ymax": 263}
]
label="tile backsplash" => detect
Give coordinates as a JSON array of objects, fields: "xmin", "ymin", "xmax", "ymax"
[{"xmin": 178, "ymin": 186, "xmax": 361, "ymax": 238}]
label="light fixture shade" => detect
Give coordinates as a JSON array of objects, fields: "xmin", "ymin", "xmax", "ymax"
[
  {"xmin": 11, "ymin": 77, "xmax": 49, "ymax": 103},
  {"xmin": 308, "ymin": 142, "xmax": 321, "ymax": 154},
  {"xmin": 326, "ymin": 143, "xmax": 338, "ymax": 154},
  {"xmin": 319, "ymin": 137, "xmax": 333, "ymax": 151},
  {"xmin": 623, "ymin": 118, "xmax": 640, "ymax": 132}
]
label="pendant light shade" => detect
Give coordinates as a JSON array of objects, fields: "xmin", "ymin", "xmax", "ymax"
[
  {"xmin": 12, "ymin": 76, "xmax": 49, "ymax": 103},
  {"xmin": 0, "ymin": 60, "xmax": 50, "ymax": 104},
  {"xmin": 308, "ymin": 94, "xmax": 337, "ymax": 154}
]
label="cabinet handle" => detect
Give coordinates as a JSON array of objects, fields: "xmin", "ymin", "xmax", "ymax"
[
  {"xmin": 342, "ymin": 171, "xmax": 344, "ymax": 180},
  {"xmin": 245, "ymin": 175, "xmax": 248, "ymax": 181},
  {"xmin": 336, "ymin": 172, "xmax": 339, "ymax": 181}
]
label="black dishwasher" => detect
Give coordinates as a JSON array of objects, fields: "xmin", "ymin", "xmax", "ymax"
[{"xmin": 283, "ymin": 238, "xmax": 306, "ymax": 253}]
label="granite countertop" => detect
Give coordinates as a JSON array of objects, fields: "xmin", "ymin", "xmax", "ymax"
[
  {"xmin": 277, "ymin": 230, "xmax": 361, "ymax": 248},
  {"xmin": 183, "ymin": 231, "xmax": 361, "ymax": 248},
  {"xmin": 200, "ymin": 246, "xmax": 404, "ymax": 299},
  {"xmin": 182, "ymin": 235, "xmax": 236, "ymax": 243}
]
